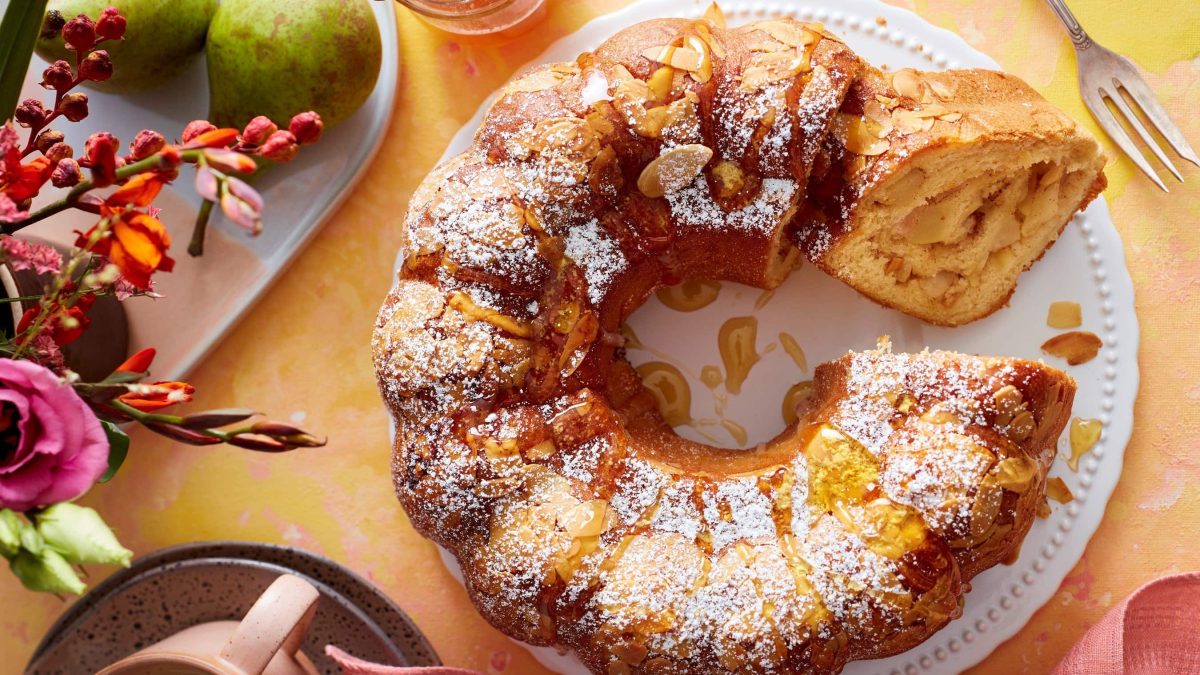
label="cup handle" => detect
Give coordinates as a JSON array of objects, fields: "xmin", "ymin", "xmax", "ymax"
[{"xmin": 219, "ymin": 574, "xmax": 319, "ymax": 675}]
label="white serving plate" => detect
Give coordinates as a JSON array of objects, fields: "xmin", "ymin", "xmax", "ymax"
[
  {"xmin": 5, "ymin": 0, "xmax": 399, "ymax": 380},
  {"xmin": 410, "ymin": 1, "xmax": 1140, "ymax": 673}
]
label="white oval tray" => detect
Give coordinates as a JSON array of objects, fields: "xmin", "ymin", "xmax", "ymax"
[{"xmin": 417, "ymin": 1, "xmax": 1139, "ymax": 673}]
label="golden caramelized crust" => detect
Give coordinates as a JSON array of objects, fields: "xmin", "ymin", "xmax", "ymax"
[{"xmin": 373, "ymin": 10, "xmax": 1087, "ymax": 675}]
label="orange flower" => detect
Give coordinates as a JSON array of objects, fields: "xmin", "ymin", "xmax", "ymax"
[
  {"xmin": 119, "ymin": 381, "xmax": 195, "ymax": 412},
  {"xmin": 5, "ymin": 157, "xmax": 53, "ymax": 202},
  {"xmin": 105, "ymin": 173, "xmax": 163, "ymax": 209},
  {"xmin": 116, "ymin": 347, "xmax": 156, "ymax": 373},
  {"xmin": 182, "ymin": 127, "xmax": 239, "ymax": 149},
  {"xmin": 76, "ymin": 209, "xmax": 175, "ymax": 289}
]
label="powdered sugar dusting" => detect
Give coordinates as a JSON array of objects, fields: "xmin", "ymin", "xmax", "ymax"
[
  {"xmin": 563, "ymin": 218, "xmax": 628, "ymax": 306},
  {"xmin": 666, "ymin": 176, "xmax": 798, "ymax": 235}
]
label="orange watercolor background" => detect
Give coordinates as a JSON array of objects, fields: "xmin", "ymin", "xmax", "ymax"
[{"xmin": 3, "ymin": 1, "xmax": 1200, "ymax": 673}]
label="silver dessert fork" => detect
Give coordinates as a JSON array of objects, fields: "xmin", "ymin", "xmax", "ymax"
[{"xmin": 1044, "ymin": 0, "xmax": 1198, "ymax": 191}]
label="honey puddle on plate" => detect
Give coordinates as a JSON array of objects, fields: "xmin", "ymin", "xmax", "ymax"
[
  {"xmin": 782, "ymin": 381, "xmax": 815, "ymax": 426},
  {"xmin": 635, "ymin": 361, "xmax": 692, "ymax": 427},
  {"xmin": 718, "ymin": 316, "xmax": 760, "ymax": 395},
  {"xmin": 655, "ymin": 279, "xmax": 721, "ymax": 312},
  {"xmin": 631, "ymin": 284, "xmax": 817, "ymax": 448}
]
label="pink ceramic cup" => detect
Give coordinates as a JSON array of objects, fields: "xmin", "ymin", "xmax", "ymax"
[{"xmin": 97, "ymin": 574, "xmax": 320, "ymax": 675}]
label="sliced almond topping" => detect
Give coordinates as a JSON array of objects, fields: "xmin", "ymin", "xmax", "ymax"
[
  {"xmin": 913, "ymin": 104, "xmax": 951, "ymax": 119},
  {"xmin": 968, "ymin": 476, "xmax": 1003, "ymax": 540},
  {"xmin": 891, "ymin": 69, "xmax": 926, "ymax": 100},
  {"xmin": 682, "ymin": 35, "xmax": 714, "ymax": 83},
  {"xmin": 1007, "ymin": 409, "xmax": 1035, "ymax": 441},
  {"xmin": 927, "ymin": 79, "xmax": 954, "ymax": 99},
  {"xmin": 754, "ymin": 19, "xmax": 816, "ymax": 48},
  {"xmin": 741, "ymin": 51, "xmax": 810, "ymax": 90},
  {"xmin": 1068, "ymin": 417, "xmax": 1101, "ymax": 471},
  {"xmin": 1046, "ymin": 476, "xmax": 1075, "ymax": 504},
  {"xmin": 559, "ymin": 499, "xmax": 609, "ymax": 538},
  {"xmin": 993, "ymin": 384, "xmax": 1025, "ymax": 413},
  {"xmin": 835, "ymin": 113, "xmax": 890, "ymax": 156},
  {"xmin": 921, "ymin": 404, "xmax": 962, "ymax": 425},
  {"xmin": 1041, "ymin": 331, "xmax": 1102, "ymax": 365},
  {"xmin": 638, "ymin": 143, "xmax": 713, "ymax": 197},
  {"xmin": 641, "ymin": 45, "xmax": 703, "ymax": 72},
  {"xmin": 938, "ymin": 112, "xmax": 963, "ymax": 122},
  {"xmin": 994, "ymin": 456, "xmax": 1038, "ymax": 492},
  {"xmin": 1047, "ymin": 301, "xmax": 1082, "ymax": 329},
  {"xmin": 702, "ymin": 2, "xmax": 726, "ymax": 29},
  {"xmin": 892, "ymin": 108, "xmax": 928, "ymax": 135},
  {"xmin": 505, "ymin": 69, "xmax": 566, "ymax": 94}
]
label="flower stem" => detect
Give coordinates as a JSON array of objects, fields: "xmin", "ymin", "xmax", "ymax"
[
  {"xmin": 109, "ymin": 399, "xmax": 233, "ymax": 443},
  {"xmin": 188, "ymin": 199, "xmax": 214, "ymax": 257},
  {"xmin": 3, "ymin": 149, "xmax": 201, "ymax": 235}
]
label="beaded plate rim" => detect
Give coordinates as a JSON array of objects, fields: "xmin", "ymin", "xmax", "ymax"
[{"xmin": 406, "ymin": 1, "xmax": 1139, "ymax": 673}]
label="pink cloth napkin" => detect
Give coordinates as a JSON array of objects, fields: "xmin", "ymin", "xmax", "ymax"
[
  {"xmin": 325, "ymin": 645, "xmax": 483, "ymax": 675},
  {"xmin": 324, "ymin": 643, "xmax": 482, "ymax": 667},
  {"xmin": 1053, "ymin": 572, "xmax": 1200, "ymax": 674}
]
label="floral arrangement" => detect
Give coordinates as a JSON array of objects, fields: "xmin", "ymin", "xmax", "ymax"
[{"xmin": 0, "ymin": 5, "xmax": 324, "ymax": 594}]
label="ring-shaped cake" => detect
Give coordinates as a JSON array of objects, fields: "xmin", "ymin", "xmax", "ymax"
[{"xmin": 374, "ymin": 10, "xmax": 1100, "ymax": 674}]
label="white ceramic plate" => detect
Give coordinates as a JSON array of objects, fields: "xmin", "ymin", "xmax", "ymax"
[
  {"xmin": 414, "ymin": 1, "xmax": 1139, "ymax": 673},
  {"xmin": 6, "ymin": 0, "xmax": 399, "ymax": 380}
]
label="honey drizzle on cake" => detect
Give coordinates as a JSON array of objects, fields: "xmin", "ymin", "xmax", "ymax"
[{"xmin": 372, "ymin": 12, "xmax": 1079, "ymax": 675}]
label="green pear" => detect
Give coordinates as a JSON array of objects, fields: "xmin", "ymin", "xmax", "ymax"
[
  {"xmin": 36, "ymin": 0, "xmax": 218, "ymax": 93},
  {"xmin": 205, "ymin": 0, "xmax": 382, "ymax": 130}
]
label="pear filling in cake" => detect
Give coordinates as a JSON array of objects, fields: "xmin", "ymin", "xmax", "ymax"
[{"xmin": 850, "ymin": 156, "xmax": 1098, "ymax": 322}]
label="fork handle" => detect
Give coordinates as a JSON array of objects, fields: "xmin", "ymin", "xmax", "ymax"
[{"xmin": 1044, "ymin": 0, "xmax": 1093, "ymax": 49}]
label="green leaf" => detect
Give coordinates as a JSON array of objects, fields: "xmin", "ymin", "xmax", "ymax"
[
  {"xmin": 36, "ymin": 503, "xmax": 132, "ymax": 567},
  {"xmin": 0, "ymin": 0, "xmax": 50, "ymax": 122},
  {"xmin": 99, "ymin": 420, "xmax": 129, "ymax": 483},
  {"xmin": 10, "ymin": 547, "xmax": 86, "ymax": 595}
]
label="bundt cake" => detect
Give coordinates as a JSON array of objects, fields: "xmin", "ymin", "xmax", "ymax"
[{"xmin": 374, "ymin": 8, "xmax": 1090, "ymax": 674}]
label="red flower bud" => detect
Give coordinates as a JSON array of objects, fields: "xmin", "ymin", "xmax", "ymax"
[
  {"xmin": 228, "ymin": 434, "xmax": 290, "ymax": 453},
  {"xmin": 145, "ymin": 422, "xmax": 222, "ymax": 446},
  {"xmin": 258, "ymin": 130, "xmax": 298, "ymax": 162},
  {"xmin": 45, "ymin": 142, "xmax": 73, "ymax": 163},
  {"xmin": 51, "ymin": 158, "xmax": 81, "ymax": 188},
  {"xmin": 61, "ymin": 14, "xmax": 96, "ymax": 52},
  {"xmin": 79, "ymin": 50, "xmax": 113, "ymax": 82},
  {"xmin": 57, "ymin": 92, "xmax": 89, "ymax": 122},
  {"xmin": 34, "ymin": 129, "xmax": 64, "ymax": 154},
  {"xmin": 40, "ymin": 10, "xmax": 66, "ymax": 39},
  {"xmin": 178, "ymin": 408, "xmax": 258, "ymax": 429},
  {"xmin": 14, "ymin": 99, "xmax": 48, "ymax": 128},
  {"xmin": 116, "ymin": 347, "xmax": 156, "ymax": 373},
  {"xmin": 95, "ymin": 7, "xmax": 126, "ymax": 40},
  {"xmin": 288, "ymin": 111, "xmax": 323, "ymax": 145},
  {"xmin": 80, "ymin": 132, "xmax": 119, "ymax": 186},
  {"xmin": 41, "ymin": 60, "xmax": 74, "ymax": 91},
  {"xmin": 240, "ymin": 116, "xmax": 277, "ymax": 146},
  {"xmin": 180, "ymin": 120, "xmax": 217, "ymax": 144},
  {"xmin": 128, "ymin": 129, "xmax": 166, "ymax": 160}
]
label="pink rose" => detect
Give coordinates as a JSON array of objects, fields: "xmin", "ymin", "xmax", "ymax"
[{"xmin": 0, "ymin": 359, "xmax": 108, "ymax": 511}]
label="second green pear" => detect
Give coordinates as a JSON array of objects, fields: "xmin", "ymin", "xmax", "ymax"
[{"xmin": 205, "ymin": 0, "xmax": 382, "ymax": 130}]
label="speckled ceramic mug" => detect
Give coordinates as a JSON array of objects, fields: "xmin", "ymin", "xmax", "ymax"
[{"xmin": 96, "ymin": 574, "xmax": 320, "ymax": 675}]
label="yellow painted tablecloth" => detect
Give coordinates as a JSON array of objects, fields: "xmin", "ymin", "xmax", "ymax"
[{"xmin": 4, "ymin": 1, "xmax": 1200, "ymax": 672}]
